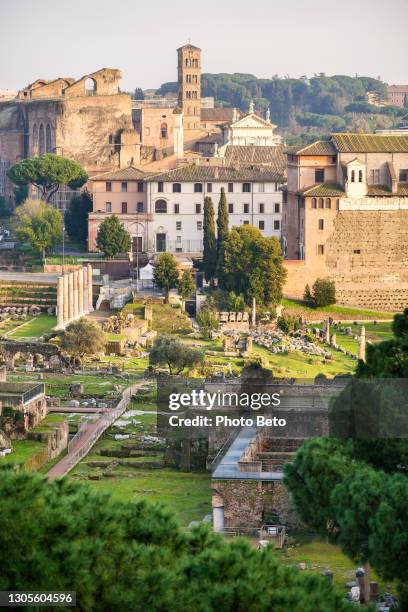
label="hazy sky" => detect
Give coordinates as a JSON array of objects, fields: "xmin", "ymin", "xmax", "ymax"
[{"xmin": 1, "ymin": 0, "xmax": 407, "ymax": 91}]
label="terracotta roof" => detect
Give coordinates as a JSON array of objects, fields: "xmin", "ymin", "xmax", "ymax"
[
  {"xmin": 387, "ymin": 85, "xmax": 408, "ymax": 93},
  {"xmin": 223, "ymin": 145, "xmax": 286, "ymax": 174},
  {"xmin": 332, "ymin": 133, "xmax": 408, "ymax": 153},
  {"xmin": 201, "ymin": 108, "xmax": 239, "ymax": 123},
  {"xmin": 90, "ymin": 166, "xmax": 147, "ymax": 181},
  {"xmin": 300, "ymin": 183, "xmax": 345, "ymax": 197},
  {"xmin": 146, "ymin": 164, "xmax": 284, "ymax": 183},
  {"xmin": 177, "ymin": 43, "xmax": 201, "ymax": 51},
  {"xmin": 367, "ymin": 183, "xmax": 408, "ymax": 196},
  {"xmin": 398, "ymin": 183, "xmax": 408, "ymax": 196},
  {"xmin": 285, "ymin": 140, "xmax": 336, "ymax": 156}
]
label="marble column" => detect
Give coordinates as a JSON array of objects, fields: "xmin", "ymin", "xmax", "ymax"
[
  {"xmin": 57, "ymin": 276, "xmax": 64, "ymax": 329},
  {"xmin": 358, "ymin": 326, "xmax": 366, "ymax": 362},
  {"xmin": 83, "ymin": 266, "xmax": 89, "ymax": 314},
  {"xmin": 63, "ymin": 273, "xmax": 69, "ymax": 324},
  {"xmin": 87, "ymin": 263, "xmax": 94, "ymax": 312},
  {"xmin": 78, "ymin": 267, "xmax": 84, "ymax": 316},
  {"xmin": 68, "ymin": 272, "xmax": 74, "ymax": 322},
  {"xmin": 73, "ymin": 270, "xmax": 79, "ymax": 319}
]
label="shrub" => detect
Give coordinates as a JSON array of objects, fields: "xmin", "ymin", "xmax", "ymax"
[
  {"xmin": 312, "ymin": 278, "xmax": 336, "ymax": 307},
  {"xmin": 277, "ymin": 314, "xmax": 301, "ymax": 333},
  {"xmin": 196, "ymin": 308, "xmax": 219, "ymax": 339}
]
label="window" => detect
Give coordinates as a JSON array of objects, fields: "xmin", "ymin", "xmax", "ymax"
[
  {"xmin": 318, "ymin": 219, "xmax": 324, "ymax": 230},
  {"xmin": 195, "ymin": 203, "xmax": 201, "ymax": 214},
  {"xmin": 137, "ymin": 202, "xmax": 144, "ymax": 213},
  {"xmin": 176, "ymin": 221, "xmax": 182, "ymax": 231},
  {"xmin": 160, "ymin": 122, "xmax": 168, "ymax": 139},
  {"xmin": 243, "ymin": 203, "xmax": 249, "ymax": 214},
  {"xmin": 259, "ymin": 220, "xmax": 265, "ymax": 230},
  {"xmin": 259, "ymin": 203, "xmax": 265, "ymax": 213},
  {"xmin": 331, "ymin": 156, "xmax": 337, "ymax": 164},
  {"xmin": 228, "ymin": 183, "xmax": 234, "ymax": 193},
  {"xmin": 318, "ymin": 244, "xmax": 325, "ymax": 255},
  {"xmin": 311, "ymin": 198, "xmax": 317, "ymax": 209},
  {"xmin": 173, "ymin": 183, "xmax": 181, "ymax": 193},
  {"xmin": 137, "ymin": 181, "xmax": 144, "ymax": 193},
  {"xmin": 158, "ymin": 181, "xmax": 164, "ymax": 193},
  {"xmin": 274, "ymin": 220, "xmax": 280, "ymax": 230},
  {"xmin": 353, "ymin": 249, "xmax": 361, "ymax": 254},
  {"xmin": 121, "ymin": 182, "xmax": 127, "ymax": 192},
  {"xmin": 258, "ymin": 183, "xmax": 265, "ymax": 193},
  {"xmin": 351, "ymin": 170, "xmax": 355, "ymax": 183},
  {"xmin": 370, "ymin": 169, "xmax": 380, "ymax": 184},
  {"xmin": 274, "ymin": 203, "xmax": 280, "ymax": 213},
  {"xmin": 399, "ymin": 169, "xmax": 408, "ymax": 182},
  {"xmin": 243, "ymin": 220, "xmax": 249, "ymax": 225},
  {"xmin": 106, "ymin": 202, "xmax": 112, "ymax": 212},
  {"xmin": 155, "ymin": 199, "xmax": 167, "ymax": 213},
  {"xmin": 106, "ymin": 182, "xmax": 112, "ymax": 192},
  {"xmin": 319, "ymin": 198, "xmax": 324, "ymax": 209},
  {"xmin": 228, "ymin": 203, "xmax": 234, "ymax": 213},
  {"xmin": 315, "ymin": 169, "xmax": 325, "ymax": 183},
  {"xmin": 358, "ymin": 170, "xmax": 363, "ymax": 183},
  {"xmin": 207, "ymin": 183, "xmax": 212, "ymax": 193},
  {"xmin": 326, "ymin": 198, "xmax": 331, "ymax": 209},
  {"xmin": 194, "ymin": 183, "xmax": 203, "ymax": 193},
  {"xmin": 174, "ymin": 203, "xmax": 180, "ymax": 214},
  {"xmin": 121, "ymin": 202, "xmax": 128, "ymax": 214},
  {"xmin": 242, "ymin": 182, "xmax": 251, "ymax": 193},
  {"xmin": 197, "ymin": 221, "xmax": 202, "ymax": 231}
]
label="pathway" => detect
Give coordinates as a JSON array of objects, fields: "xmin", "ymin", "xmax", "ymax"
[{"xmin": 47, "ymin": 381, "xmax": 145, "ymax": 479}]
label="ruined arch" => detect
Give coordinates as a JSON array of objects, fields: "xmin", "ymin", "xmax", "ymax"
[{"xmin": 85, "ymin": 77, "xmax": 97, "ymax": 96}]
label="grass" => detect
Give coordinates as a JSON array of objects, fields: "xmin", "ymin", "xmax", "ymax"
[
  {"xmin": 0, "ymin": 439, "xmax": 45, "ymax": 465},
  {"xmin": 9, "ymin": 314, "xmax": 57, "ymax": 338},
  {"xmin": 282, "ymin": 298, "xmax": 395, "ymax": 321},
  {"xmin": 306, "ymin": 321, "xmax": 393, "ymax": 357},
  {"xmin": 151, "ymin": 303, "xmax": 192, "ymax": 335}
]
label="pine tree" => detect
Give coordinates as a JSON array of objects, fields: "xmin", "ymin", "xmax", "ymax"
[
  {"xmin": 203, "ymin": 196, "xmax": 217, "ymax": 282},
  {"xmin": 96, "ymin": 215, "xmax": 131, "ymax": 258},
  {"xmin": 216, "ymin": 187, "xmax": 229, "ymax": 282}
]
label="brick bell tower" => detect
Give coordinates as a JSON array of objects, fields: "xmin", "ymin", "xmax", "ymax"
[{"xmin": 177, "ymin": 43, "xmax": 201, "ymax": 130}]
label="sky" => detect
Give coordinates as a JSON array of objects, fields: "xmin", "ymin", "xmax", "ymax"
[{"xmin": 1, "ymin": 0, "xmax": 407, "ymax": 91}]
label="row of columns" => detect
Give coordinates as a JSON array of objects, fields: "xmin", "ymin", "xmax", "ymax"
[{"xmin": 56, "ymin": 265, "xmax": 93, "ymax": 329}]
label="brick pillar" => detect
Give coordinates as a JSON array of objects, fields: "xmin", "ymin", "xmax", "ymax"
[
  {"xmin": 63, "ymin": 273, "xmax": 69, "ymax": 324},
  {"xmin": 83, "ymin": 266, "xmax": 89, "ymax": 314},
  {"xmin": 73, "ymin": 270, "xmax": 79, "ymax": 319},
  {"xmin": 87, "ymin": 263, "xmax": 94, "ymax": 312},
  {"xmin": 78, "ymin": 267, "xmax": 84, "ymax": 316},
  {"xmin": 57, "ymin": 276, "xmax": 64, "ymax": 329},
  {"xmin": 68, "ymin": 272, "xmax": 74, "ymax": 322}
]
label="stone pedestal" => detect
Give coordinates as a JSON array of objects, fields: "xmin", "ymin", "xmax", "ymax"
[
  {"xmin": 57, "ymin": 276, "xmax": 64, "ymax": 328},
  {"xmin": 63, "ymin": 273, "xmax": 69, "ymax": 324},
  {"xmin": 68, "ymin": 272, "xmax": 74, "ymax": 321},
  {"xmin": 87, "ymin": 264, "xmax": 94, "ymax": 312},
  {"xmin": 78, "ymin": 268, "xmax": 84, "ymax": 316}
]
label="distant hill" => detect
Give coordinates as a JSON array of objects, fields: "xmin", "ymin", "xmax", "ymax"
[{"xmin": 156, "ymin": 74, "xmax": 406, "ymax": 145}]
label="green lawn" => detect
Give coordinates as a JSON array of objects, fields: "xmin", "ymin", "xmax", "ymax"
[
  {"xmin": 282, "ymin": 298, "xmax": 395, "ymax": 321},
  {"xmin": 9, "ymin": 314, "xmax": 57, "ymax": 338},
  {"xmin": 151, "ymin": 303, "xmax": 192, "ymax": 335},
  {"xmin": 0, "ymin": 439, "xmax": 45, "ymax": 465},
  {"xmin": 307, "ymin": 322, "xmax": 393, "ymax": 357}
]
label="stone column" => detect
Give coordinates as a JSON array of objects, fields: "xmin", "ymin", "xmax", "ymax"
[
  {"xmin": 78, "ymin": 267, "xmax": 84, "ymax": 316},
  {"xmin": 87, "ymin": 263, "xmax": 94, "ymax": 312},
  {"xmin": 324, "ymin": 320, "xmax": 330, "ymax": 343},
  {"xmin": 68, "ymin": 272, "xmax": 74, "ymax": 322},
  {"xmin": 57, "ymin": 276, "xmax": 64, "ymax": 329},
  {"xmin": 358, "ymin": 326, "xmax": 366, "ymax": 362},
  {"xmin": 73, "ymin": 270, "xmax": 79, "ymax": 319},
  {"xmin": 83, "ymin": 266, "xmax": 89, "ymax": 314},
  {"xmin": 251, "ymin": 298, "xmax": 256, "ymax": 327},
  {"xmin": 63, "ymin": 273, "xmax": 69, "ymax": 324},
  {"xmin": 212, "ymin": 495, "xmax": 225, "ymax": 533}
]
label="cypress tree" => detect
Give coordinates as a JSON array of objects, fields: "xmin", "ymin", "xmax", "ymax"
[
  {"xmin": 216, "ymin": 187, "xmax": 229, "ymax": 281},
  {"xmin": 203, "ymin": 196, "xmax": 217, "ymax": 282}
]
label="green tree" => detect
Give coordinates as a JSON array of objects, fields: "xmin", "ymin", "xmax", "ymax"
[
  {"xmin": 219, "ymin": 225, "xmax": 286, "ymax": 307},
  {"xmin": 153, "ymin": 253, "xmax": 179, "ymax": 303},
  {"xmin": 96, "ymin": 215, "xmax": 131, "ymax": 258},
  {"xmin": 134, "ymin": 87, "xmax": 144, "ymax": 100},
  {"xmin": 312, "ymin": 278, "xmax": 336, "ymax": 307},
  {"xmin": 13, "ymin": 184, "xmax": 28, "ymax": 206},
  {"xmin": 149, "ymin": 334, "xmax": 203, "ymax": 374},
  {"xmin": 65, "ymin": 191, "xmax": 93, "ymax": 243},
  {"xmin": 203, "ymin": 196, "xmax": 217, "ymax": 282},
  {"xmin": 7, "ymin": 154, "xmax": 87, "ymax": 203},
  {"xmin": 216, "ymin": 187, "xmax": 229, "ymax": 279},
  {"xmin": 60, "ymin": 317, "xmax": 106, "ymax": 361},
  {"xmin": 196, "ymin": 307, "xmax": 220, "ymax": 339},
  {"xmin": 303, "ymin": 284, "xmax": 313, "ymax": 304},
  {"xmin": 0, "ymin": 196, "xmax": 9, "ymax": 218},
  {"xmin": 0, "ymin": 467, "xmax": 357, "ymax": 612},
  {"xmin": 177, "ymin": 270, "xmax": 195, "ymax": 310},
  {"xmin": 15, "ymin": 199, "xmax": 63, "ymax": 259},
  {"xmin": 227, "ymin": 291, "xmax": 245, "ymax": 312}
]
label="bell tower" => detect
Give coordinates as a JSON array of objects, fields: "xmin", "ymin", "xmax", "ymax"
[{"xmin": 177, "ymin": 43, "xmax": 201, "ymax": 130}]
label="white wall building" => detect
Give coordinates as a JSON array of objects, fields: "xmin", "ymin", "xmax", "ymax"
[{"xmin": 89, "ymin": 165, "xmax": 284, "ymax": 255}]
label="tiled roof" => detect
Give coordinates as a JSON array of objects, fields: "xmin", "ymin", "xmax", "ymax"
[
  {"xmin": 146, "ymin": 164, "xmax": 284, "ymax": 183},
  {"xmin": 332, "ymin": 133, "xmax": 408, "ymax": 153},
  {"xmin": 223, "ymin": 145, "xmax": 286, "ymax": 173},
  {"xmin": 285, "ymin": 140, "xmax": 336, "ymax": 156},
  {"xmin": 398, "ymin": 183, "xmax": 408, "ymax": 196},
  {"xmin": 367, "ymin": 183, "xmax": 408, "ymax": 196},
  {"xmin": 90, "ymin": 166, "xmax": 147, "ymax": 181},
  {"xmin": 387, "ymin": 85, "xmax": 408, "ymax": 93},
  {"xmin": 201, "ymin": 108, "xmax": 239, "ymax": 123},
  {"xmin": 300, "ymin": 183, "xmax": 345, "ymax": 197}
]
